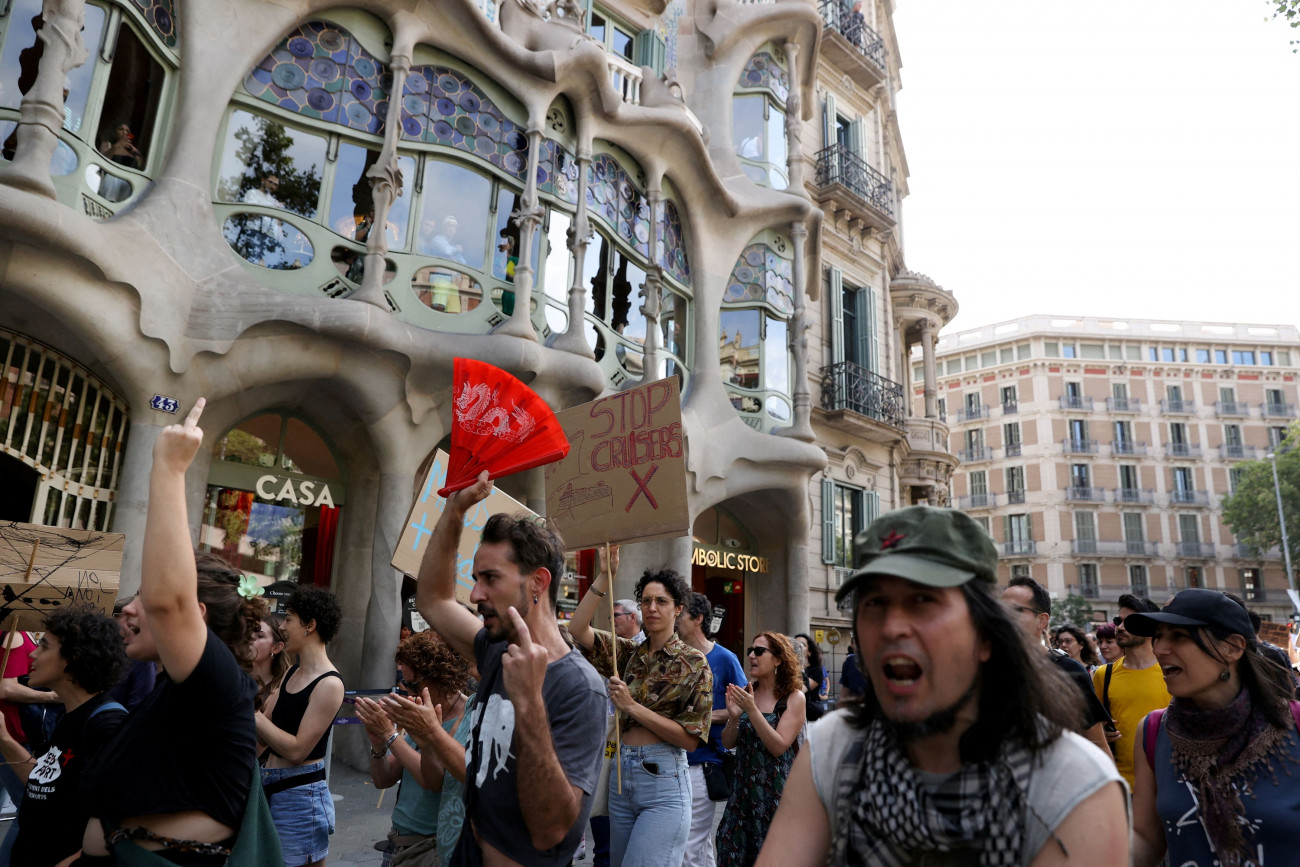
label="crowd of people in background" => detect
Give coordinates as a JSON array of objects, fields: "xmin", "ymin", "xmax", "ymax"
[{"xmin": 2, "ymin": 399, "xmax": 1298, "ymax": 866}]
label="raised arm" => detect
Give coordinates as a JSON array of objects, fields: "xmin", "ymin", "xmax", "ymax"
[
  {"xmin": 735, "ymin": 687, "xmax": 805, "ymax": 757},
  {"xmin": 503, "ymin": 607, "xmax": 588, "ymax": 850},
  {"xmin": 414, "ymin": 472, "xmax": 493, "ymax": 662},
  {"xmin": 255, "ymin": 675, "xmax": 345, "ymax": 764},
  {"xmin": 141, "ymin": 398, "xmax": 212, "ymax": 682},
  {"xmin": 567, "ymin": 544, "xmax": 618, "ymax": 651}
]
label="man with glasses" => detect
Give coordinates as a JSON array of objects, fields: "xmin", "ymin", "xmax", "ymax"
[
  {"xmin": 613, "ymin": 599, "xmax": 645, "ymax": 644},
  {"xmin": 1090, "ymin": 594, "xmax": 1169, "ymax": 791},
  {"xmin": 1002, "ymin": 577, "xmax": 1113, "ymax": 757}
]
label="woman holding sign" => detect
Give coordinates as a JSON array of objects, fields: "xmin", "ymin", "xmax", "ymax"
[{"xmin": 569, "ymin": 560, "xmax": 713, "ymax": 867}]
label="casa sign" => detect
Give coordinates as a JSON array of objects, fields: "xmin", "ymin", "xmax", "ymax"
[
  {"xmin": 690, "ymin": 545, "xmax": 769, "ymax": 573},
  {"xmin": 255, "ymin": 474, "xmax": 336, "ymax": 508}
]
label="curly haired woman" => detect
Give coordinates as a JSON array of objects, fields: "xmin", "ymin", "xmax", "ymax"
[{"xmin": 716, "ymin": 632, "xmax": 806, "ymax": 867}]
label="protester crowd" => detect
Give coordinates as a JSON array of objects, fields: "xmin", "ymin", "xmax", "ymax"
[{"xmin": 2, "ymin": 398, "xmax": 1297, "ymax": 867}]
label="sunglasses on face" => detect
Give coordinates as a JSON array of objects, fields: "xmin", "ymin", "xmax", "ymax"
[
  {"xmin": 399, "ymin": 678, "xmax": 424, "ymax": 693},
  {"xmin": 1113, "ymin": 616, "xmax": 1124, "ymax": 626},
  {"xmin": 746, "ymin": 646, "xmax": 771, "ymax": 657}
]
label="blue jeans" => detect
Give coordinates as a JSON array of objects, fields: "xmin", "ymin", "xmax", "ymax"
[
  {"xmin": 590, "ymin": 814, "xmax": 610, "ymax": 867},
  {"xmin": 608, "ymin": 744, "xmax": 691, "ymax": 867},
  {"xmin": 262, "ymin": 761, "xmax": 334, "ymax": 866}
]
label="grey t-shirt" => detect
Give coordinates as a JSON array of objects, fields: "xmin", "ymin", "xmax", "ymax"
[
  {"xmin": 463, "ymin": 627, "xmax": 607, "ymax": 867},
  {"xmin": 808, "ymin": 710, "xmax": 1128, "ymax": 866}
]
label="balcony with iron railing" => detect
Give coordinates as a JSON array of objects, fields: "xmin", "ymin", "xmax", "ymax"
[
  {"xmin": 819, "ymin": 361, "xmax": 906, "ymax": 429},
  {"xmin": 1107, "ymin": 397, "xmax": 1142, "ymax": 412},
  {"xmin": 1059, "ymin": 395, "xmax": 1094, "ymax": 411},
  {"xmin": 1070, "ymin": 583, "xmax": 1154, "ymax": 600},
  {"xmin": 1003, "ymin": 540, "xmax": 1037, "ymax": 557},
  {"xmin": 1006, "ymin": 489, "xmax": 1027, "ymax": 504},
  {"xmin": 1220, "ymin": 444, "xmax": 1260, "ymax": 460},
  {"xmin": 957, "ymin": 446, "xmax": 993, "ymax": 463},
  {"xmin": 1175, "ymin": 541, "xmax": 1216, "ymax": 558},
  {"xmin": 1110, "ymin": 440, "xmax": 1148, "ymax": 456},
  {"xmin": 1114, "ymin": 488, "xmax": 1156, "ymax": 505},
  {"xmin": 1161, "ymin": 399, "xmax": 1196, "ymax": 414},
  {"xmin": 814, "ymin": 144, "xmax": 895, "ymax": 230},
  {"xmin": 957, "ymin": 493, "xmax": 998, "ymax": 510},
  {"xmin": 1215, "ymin": 401, "xmax": 1251, "ymax": 417},
  {"xmin": 1063, "ymin": 438, "xmax": 1099, "ymax": 454},
  {"xmin": 1169, "ymin": 489, "xmax": 1211, "ymax": 507},
  {"xmin": 1002, "ymin": 400, "xmax": 1019, "ymax": 415},
  {"xmin": 817, "ymin": 0, "xmax": 887, "ymax": 86},
  {"xmin": 956, "ymin": 404, "xmax": 989, "ymax": 422},
  {"xmin": 1263, "ymin": 402, "xmax": 1297, "ymax": 418},
  {"xmin": 1004, "ymin": 442, "xmax": 1022, "ymax": 457},
  {"xmin": 1165, "ymin": 442, "xmax": 1202, "ymax": 458},
  {"xmin": 1233, "ymin": 543, "xmax": 1282, "ymax": 560},
  {"xmin": 1070, "ymin": 540, "xmax": 1159, "ymax": 557},
  {"xmin": 1065, "ymin": 486, "xmax": 1107, "ymax": 502}
]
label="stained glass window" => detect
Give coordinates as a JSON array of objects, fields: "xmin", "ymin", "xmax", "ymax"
[
  {"xmin": 127, "ymin": 0, "xmax": 179, "ymax": 50},
  {"xmin": 738, "ymin": 51, "xmax": 789, "ymax": 105},
  {"xmin": 724, "ymin": 243, "xmax": 794, "ymax": 315}
]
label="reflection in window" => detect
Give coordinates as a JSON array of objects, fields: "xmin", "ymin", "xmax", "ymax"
[
  {"xmin": 329, "ymin": 143, "xmax": 414, "ymax": 247},
  {"xmin": 417, "ymin": 160, "xmax": 490, "ymax": 268},
  {"xmin": 661, "ymin": 289, "xmax": 687, "ymax": 361},
  {"xmin": 412, "ymin": 266, "xmax": 483, "ymax": 314},
  {"xmin": 217, "ymin": 110, "xmax": 325, "ymax": 218},
  {"xmin": 766, "ymin": 316, "xmax": 789, "ymax": 395},
  {"xmin": 732, "ymin": 94, "xmax": 787, "ymax": 190},
  {"xmin": 282, "ymin": 417, "xmax": 340, "ymax": 478},
  {"xmin": 720, "ymin": 309, "xmax": 760, "ymax": 389},
  {"xmin": 222, "ymin": 214, "xmax": 314, "ymax": 270},
  {"xmin": 85, "ymin": 164, "xmax": 133, "ymax": 202},
  {"xmin": 493, "ymin": 189, "xmax": 542, "ymax": 284},
  {"xmin": 214, "ymin": 414, "xmax": 284, "ymax": 467},
  {"xmin": 330, "ymin": 247, "xmax": 396, "ymax": 285},
  {"xmin": 94, "ymin": 22, "xmax": 165, "ymax": 169},
  {"xmin": 544, "ymin": 212, "xmax": 572, "ymax": 304},
  {"xmin": 0, "ymin": 1, "xmax": 106, "ymax": 156}
]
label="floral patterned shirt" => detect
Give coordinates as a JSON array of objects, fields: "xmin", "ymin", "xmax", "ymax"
[{"xmin": 583, "ymin": 629, "xmax": 713, "ymax": 742}]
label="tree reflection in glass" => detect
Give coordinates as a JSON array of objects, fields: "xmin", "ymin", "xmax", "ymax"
[{"xmin": 217, "ymin": 110, "xmax": 323, "ymax": 217}]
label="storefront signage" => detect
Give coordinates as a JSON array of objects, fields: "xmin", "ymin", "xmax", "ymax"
[
  {"xmin": 544, "ymin": 377, "xmax": 689, "ymax": 550},
  {"xmin": 255, "ymin": 474, "xmax": 336, "ymax": 508},
  {"xmin": 690, "ymin": 545, "xmax": 769, "ymax": 574}
]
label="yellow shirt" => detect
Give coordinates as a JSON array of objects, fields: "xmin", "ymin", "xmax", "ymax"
[{"xmin": 1092, "ymin": 657, "xmax": 1171, "ymax": 789}]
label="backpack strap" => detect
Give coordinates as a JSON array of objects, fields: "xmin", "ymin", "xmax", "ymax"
[
  {"xmin": 1143, "ymin": 708, "xmax": 1165, "ymax": 771},
  {"xmin": 1101, "ymin": 662, "xmax": 1114, "ymax": 715},
  {"xmin": 89, "ymin": 700, "xmax": 126, "ymax": 719}
]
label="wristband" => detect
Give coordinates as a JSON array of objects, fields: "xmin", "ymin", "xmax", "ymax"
[
  {"xmin": 589, "ymin": 586, "xmax": 607, "ymax": 598},
  {"xmin": 370, "ymin": 731, "xmax": 399, "ymax": 758}
]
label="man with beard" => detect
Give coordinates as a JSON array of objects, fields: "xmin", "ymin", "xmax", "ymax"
[
  {"xmin": 755, "ymin": 506, "xmax": 1128, "ymax": 865},
  {"xmin": 415, "ymin": 471, "xmax": 607, "ymax": 867},
  {"xmin": 1091, "ymin": 594, "xmax": 1170, "ymax": 791}
]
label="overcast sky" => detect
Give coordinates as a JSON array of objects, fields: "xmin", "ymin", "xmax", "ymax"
[{"xmin": 890, "ymin": 0, "xmax": 1300, "ymax": 335}]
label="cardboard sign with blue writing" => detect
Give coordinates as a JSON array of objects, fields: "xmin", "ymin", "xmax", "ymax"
[
  {"xmin": 544, "ymin": 376, "xmax": 688, "ymax": 551},
  {"xmin": 0, "ymin": 522, "xmax": 122, "ymax": 631},
  {"xmin": 390, "ymin": 450, "xmax": 536, "ymax": 604}
]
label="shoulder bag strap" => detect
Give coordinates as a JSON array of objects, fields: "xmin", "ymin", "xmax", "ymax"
[
  {"xmin": 1102, "ymin": 662, "xmax": 1114, "ymax": 715},
  {"xmin": 1143, "ymin": 708, "xmax": 1165, "ymax": 771}
]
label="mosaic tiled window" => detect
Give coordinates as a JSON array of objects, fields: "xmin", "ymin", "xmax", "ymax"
[
  {"xmin": 400, "ymin": 66, "xmax": 531, "ymax": 179},
  {"xmin": 244, "ymin": 22, "xmax": 390, "ymax": 135},
  {"xmin": 539, "ymin": 138, "xmax": 580, "ymax": 204},
  {"xmin": 738, "ymin": 51, "xmax": 789, "ymax": 105},
  {"xmin": 587, "ymin": 153, "xmax": 650, "ymax": 261},
  {"xmin": 659, "ymin": 199, "xmax": 690, "ymax": 286},
  {"xmin": 725, "ymin": 243, "xmax": 794, "ymax": 315},
  {"xmin": 128, "ymin": 0, "xmax": 178, "ymax": 50}
]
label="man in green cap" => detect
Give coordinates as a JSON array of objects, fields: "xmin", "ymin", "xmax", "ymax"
[{"xmin": 756, "ymin": 505, "xmax": 1129, "ymax": 866}]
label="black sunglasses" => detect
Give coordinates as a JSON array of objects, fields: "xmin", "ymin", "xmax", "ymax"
[
  {"xmin": 399, "ymin": 678, "xmax": 424, "ymax": 693},
  {"xmin": 746, "ymin": 646, "xmax": 771, "ymax": 657},
  {"xmin": 1113, "ymin": 616, "xmax": 1124, "ymax": 626}
]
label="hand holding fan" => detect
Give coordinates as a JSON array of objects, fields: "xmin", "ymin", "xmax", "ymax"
[{"xmin": 438, "ymin": 357, "xmax": 571, "ymax": 498}]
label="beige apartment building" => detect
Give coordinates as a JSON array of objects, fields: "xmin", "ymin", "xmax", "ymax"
[{"xmin": 920, "ymin": 316, "xmax": 1299, "ymax": 623}]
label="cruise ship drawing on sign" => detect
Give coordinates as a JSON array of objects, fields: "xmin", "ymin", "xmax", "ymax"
[{"xmin": 549, "ymin": 481, "xmax": 613, "ymax": 521}]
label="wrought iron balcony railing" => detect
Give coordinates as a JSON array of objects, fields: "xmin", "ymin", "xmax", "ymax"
[
  {"xmin": 1215, "ymin": 401, "xmax": 1251, "ymax": 417},
  {"xmin": 1161, "ymin": 399, "xmax": 1196, "ymax": 414},
  {"xmin": 1107, "ymin": 397, "xmax": 1142, "ymax": 412},
  {"xmin": 1063, "ymin": 438, "xmax": 1099, "ymax": 454},
  {"xmin": 956, "ymin": 404, "xmax": 989, "ymax": 421},
  {"xmin": 1176, "ymin": 541, "xmax": 1215, "ymax": 558},
  {"xmin": 1004, "ymin": 442, "xmax": 1022, "ymax": 457},
  {"xmin": 1006, "ymin": 489, "xmax": 1027, "ymax": 504},
  {"xmin": 1165, "ymin": 442, "xmax": 1202, "ymax": 458},
  {"xmin": 1069, "ymin": 583, "xmax": 1154, "ymax": 600},
  {"xmin": 817, "ymin": 0, "xmax": 887, "ymax": 70},
  {"xmin": 1263, "ymin": 402, "xmax": 1296, "ymax": 418},
  {"xmin": 1220, "ymin": 444, "xmax": 1259, "ymax": 460},
  {"xmin": 1233, "ymin": 543, "xmax": 1282, "ymax": 560},
  {"xmin": 814, "ymin": 144, "xmax": 895, "ymax": 218},
  {"xmin": 1170, "ymin": 489, "xmax": 1211, "ymax": 507},
  {"xmin": 1114, "ymin": 488, "xmax": 1156, "ymax": 505},
  {"xmin": 1002, "ymin": 400, "xmax": 1019, "ymax": 414},
  {"xmin": 1059, "ymin": 395, "xmax": 1094, "ymax": 411},
  {"xmin": 1065, "ymin": 486, "xmax": 1107, "ymax": 502},
  {"xmin": 1071, "ymin": 540, "xmax": 1157, "ymax": 557},
  {"xmin": 1003, "ymin": 540, "xmax": 1037, "ymax": 557},
  {"xmin": 819, "ymin": 361, "xmax": 905, "ymax": 428},
  {"xmin": 1110, "ymin": 441, "xmax": 1148, "ymax": 456},
  {"xmin": 957, "ymin": 493, "xmax": 998, "ymax": 510},
  {"xmin": 958, "ymin": 446, "xmax": 993, "ymax": 462}
]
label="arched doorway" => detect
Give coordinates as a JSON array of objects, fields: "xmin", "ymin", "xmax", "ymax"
[
  {"xmin": 691, "ymin": 505, "xmax": 767, "ymax": 658},
  {"xmin": 200, "ymin": 412, "xmax": 346, "ymax": 588}
]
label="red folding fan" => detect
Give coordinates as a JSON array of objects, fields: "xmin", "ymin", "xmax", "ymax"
[{"xmin": 438, "ymin": 357, "xmax": 571, "ymax": 498}]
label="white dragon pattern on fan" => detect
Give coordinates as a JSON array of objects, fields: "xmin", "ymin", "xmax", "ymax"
[{"xmin": 454, "ymin": 382, "xmax": 537, "ymax": 442}]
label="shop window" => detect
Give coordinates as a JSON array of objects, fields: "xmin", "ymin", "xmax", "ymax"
[
  {"xmin": 217, "ymin": 109, "xmax": 325, "ymax": 218},
  {"xmin": 328, "ymin": 143, "xmax": 415, "ymax": 247},
  {"xmin": 415, "ymin": 159, "xmax": 491, "ymax": 269}
]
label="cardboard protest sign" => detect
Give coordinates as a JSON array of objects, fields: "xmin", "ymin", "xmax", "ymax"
[
  {"xmin": 1258, "ymin": 619, "xmax": 1291, "ymax": 649},
  {"xmin": 544, "ymin": 377, "xmax": 689, "ymax": 551},
  {"xmin": 391, "ymin": 449, "xmax": 536, "ymax": 604},
  {"xmin": 0, "ymin": 522, "xmax": 122, "ymax": 631}
]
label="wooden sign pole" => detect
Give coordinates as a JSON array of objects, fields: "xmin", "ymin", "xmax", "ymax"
[{"xmin": 606, "ymin": 540, "xmax": 622, "ymax": 795}]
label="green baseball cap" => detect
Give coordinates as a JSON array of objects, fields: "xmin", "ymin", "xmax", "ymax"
[{"xmin": 835, "ymin": 505, "xmax": 999, "ymax": 604}]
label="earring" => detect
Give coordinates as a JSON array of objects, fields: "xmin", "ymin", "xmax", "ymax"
[
  {"xmin": 533, "ymin": 596, "xmax": 539, "ymax": 605},
  {"xmin": 1219, "ymin": 669, "xmax": 1231, "ymax": 682}
]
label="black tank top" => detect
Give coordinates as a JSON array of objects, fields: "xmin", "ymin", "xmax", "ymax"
[{"xmin": 267, "ymin": 664, "xmax": 342, "ymax": 762}]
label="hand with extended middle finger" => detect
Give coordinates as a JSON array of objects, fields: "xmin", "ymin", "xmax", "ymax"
[
  {"xmin": 381, "ymin": 688, "xmax": 439, "ymax": 743},
  {"xmin": 727, "ymin": 683, "xmax": 758, "ymax": 717},
  {"xmin": 354, "ymin": 697, "xmax": 396, "ymax": 746},
  {"xmin": 154, "ymin": 397, "xmax": 207, "ymax": 473},
  {"xmin": 500, "ymin": 607, "xmax": 548, "ymax": 707},
  {"xmin": 607, "ymin": 676, "xmax": 635, "ymax": 712}
]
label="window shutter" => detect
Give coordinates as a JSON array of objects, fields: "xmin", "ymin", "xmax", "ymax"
[
  {"xmin": 823, "ymin": 93, "xmax": 837, "ymax": 150},
  {"xmin": 828, "ymin": 266, "xmax": 845, "ymax": 365},
  {"xmin": 633, "ymin": 29, "xmax": 666, "ymax": 75},
  {"xmin": 821, "ymin": 478, "xmax": 836, "ymax": 564},
  {"xmin": 864, "ymin": 490, "xmax": 880, "ymax": 528},
  {"xmin": 849, "ymin": 117, "xmax": 866, "ymax": 159},
  {"xmin": 854, "ymin": 285, "xmax": 876, "ymax": 373}
]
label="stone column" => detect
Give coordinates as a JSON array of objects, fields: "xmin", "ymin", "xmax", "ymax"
[
  {"xmin": 497, "ymin": 127, "xmax": 544, "ymax": 340},
  {"xmin": 786, "ymin": 541, "xmax": 811, "ymax": 635},
  {"xmin": 3, "ymin": 0, "xmax": 89, "ymax": 196},
  {"xmin": 109, "ymin": 421, "xmax": 163, "ymax": 595},
  {"xmin": 779, "ymin": 220, "xmax": 815, "ymax": 441},
  {"xmin": 638, "ymin": 184, "xmax": 664, "ymax": 384},
  {"xmin": 359, "ymin": 470, "xmax": 412, "ymax": 699},
  {"xmin": 353, "ymin": 50, "xmax": 411, "ymax": 309},
  {"xmin": 782, "ymin": 40, "xmax": 805, "ymax": 192},
  {"xmin": 921, "ymin": 320, "xmax": 938, "ymax": 420},
  {"xmin": 553, "ymin": 148, "xmax": 594, "ymax": 357}
]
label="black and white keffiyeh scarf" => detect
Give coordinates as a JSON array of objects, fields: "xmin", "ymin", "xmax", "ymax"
[{"xmin": 832, "ymin": 719, "xmax": 1035, "ymax": 866}]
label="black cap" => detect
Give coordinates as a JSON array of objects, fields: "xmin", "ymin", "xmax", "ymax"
[
  {"xmin": 835, "ymin": 505, "xmax": 999, "ymax": 604},
  {"xmin": 1123, "ymin": 588, "xmax": 1253, "ymax": 638}
]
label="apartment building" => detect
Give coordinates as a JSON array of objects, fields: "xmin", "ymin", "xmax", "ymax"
[{"xmin": 919, "ymin": 316, "xmax": 1299, "ymax": 622}]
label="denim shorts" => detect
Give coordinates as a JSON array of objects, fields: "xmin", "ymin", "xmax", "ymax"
[{"xmin": 262, "ymin": 761, "xmax": 335, "ymax": 866}]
